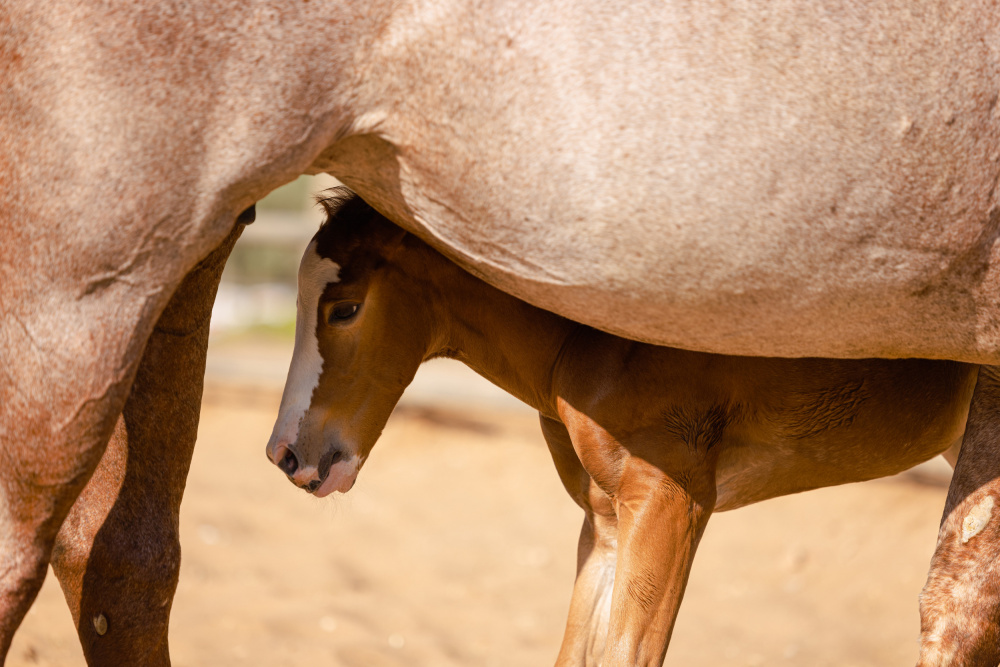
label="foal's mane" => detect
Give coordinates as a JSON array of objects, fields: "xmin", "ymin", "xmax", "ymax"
[
  {"xmin": 314, "ymin": 186, "xmax": 372, "ymax": 235},
  {"xmin": 312, "ymin": 187, "xmax": 409, "ymax": 262},
  {"xmin": 315, "ymin": 185, "xmax": 355, "ymax": 220}
]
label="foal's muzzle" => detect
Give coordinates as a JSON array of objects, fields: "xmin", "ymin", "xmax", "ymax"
[
  {"xmin": 277, "ymin": 449, "xmax": 298, "ymax": 476},
  {"xmin": 266, "ymin": 441, "xmax": 351, "ymax": 496},
  {"xmin": 266, "ymin": 442, "xmax": 319, "ymax": 491}
]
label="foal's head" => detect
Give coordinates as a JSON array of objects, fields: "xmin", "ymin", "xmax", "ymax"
[{"xmin": 266, "ymin": 188, "xmax": 444, "ymax": 496}]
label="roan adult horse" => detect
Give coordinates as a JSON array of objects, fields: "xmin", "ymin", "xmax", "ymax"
[
  {"xmin": 268, "ymin": 189, "xmax": 980, "ymax": 665},
  {"xmin": 2, "ymin": 0, "xmax": 1000, "ymax": 663}
]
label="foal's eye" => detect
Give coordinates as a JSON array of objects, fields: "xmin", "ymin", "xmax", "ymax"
[{"xmin": 328, "ymin": 303, "xmax": 359, "ymax": 323}]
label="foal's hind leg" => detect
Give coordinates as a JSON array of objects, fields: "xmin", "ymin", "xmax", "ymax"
[
  {"xmin": 919, "ymin": 365, "xmax": 1000, "ymax": 666},
  {"xmin": 49, "ymin": 225, "xmax": 242, "ymax": 665},
  {"xmin": 558, "ymin": 513, "xmax": 617, "ymax": 666}
]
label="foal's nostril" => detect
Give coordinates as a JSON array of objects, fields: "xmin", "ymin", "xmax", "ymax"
[
  {"xmin": 278, "ymin": 450, "xmax": 299, "ymax": 476},
  {"xmin": 331, "ymin": 450, "xmax": 343, "ymax": 465},
  {"xmin": 306, "ymin": 479, "xmax": 321, "ymax": 493}
]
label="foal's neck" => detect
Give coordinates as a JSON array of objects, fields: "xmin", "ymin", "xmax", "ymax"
[{"xmin": 432, "ymin": 260, "xmax": 577, "ymax": 418}]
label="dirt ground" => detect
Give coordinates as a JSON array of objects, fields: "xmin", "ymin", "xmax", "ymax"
[{"xmin": 9, "ymin": 344, "xmax": 955, "ymax": 667}]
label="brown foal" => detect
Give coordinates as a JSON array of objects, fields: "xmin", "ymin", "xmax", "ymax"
[{"xmin": 268, "ymin": 189, "xmax": 980, "ymax": 665}]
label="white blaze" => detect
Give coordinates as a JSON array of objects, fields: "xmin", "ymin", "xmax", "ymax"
[{"xmin": 268, "ymin": 240, "xmax": 341, "ymax": 450}]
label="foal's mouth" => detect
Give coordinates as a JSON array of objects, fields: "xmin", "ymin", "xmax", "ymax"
[{"xmin": 311, "ymin": 449, "xmax": 361, "ymax": 498}]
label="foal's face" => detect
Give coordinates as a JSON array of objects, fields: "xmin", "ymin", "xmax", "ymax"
[{"xmin": 266, "ymin": 194, "xmax": 436, "ymax": 496}]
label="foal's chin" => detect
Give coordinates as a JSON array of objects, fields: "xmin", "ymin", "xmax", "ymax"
[{"xmin": 312, "ymin": 452, "xmax": 362, "ymax": 498}]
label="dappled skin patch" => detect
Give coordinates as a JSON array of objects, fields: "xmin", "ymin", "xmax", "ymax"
[{"xmin": 624, "ymin": 564, "xmax": 662, "ymax": 615}]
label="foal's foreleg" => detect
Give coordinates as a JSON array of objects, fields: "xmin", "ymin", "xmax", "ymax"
[
  {"xmin": 556, "ymin": 512, "xmax": 618, "ymax": 667},
  {"xmin": 540, "ymin": 416, "xmax": 617, "ymax": 666},
  {"xmin": 602, "ymin": 456, "xmax": 715, "ymax": 666},
  {"xmin": 919, "ymin": 365, "xmax": 1000, "ymax": 666},
  {"xmin": 557, "ymin": 410, "xmax": 716, "ymax": 667},
  {"xmin": 50, "ymin": 225, "xmax": 242, "ymax": 665}
]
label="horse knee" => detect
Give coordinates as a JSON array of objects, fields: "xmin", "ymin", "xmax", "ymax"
[
  {"xmin": 53, "ymin": 481, "xmax": 183, "ymax": 631},
  {"xmin": 58, "ymin": 513, "xmax": 182, "ymax": 600},
  {"xmin": 53, "ymin": 512, "xmax": 180, "ymax": 664},
  {"xmin": 0, "ymin": 446, "xmax": 109, "ymax": 657},
  {"xmin": 919, "ymin": 480, "xmax": 1000, "ymax": 666}
]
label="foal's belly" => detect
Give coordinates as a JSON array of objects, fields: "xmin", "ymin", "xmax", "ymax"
[
  {"xmin": 712, "ymin": 433, "xmax": 964, "ymax": 512},
  {"xmin": 712, "ymin": 363, "xmax": 978, "ymax": 512}
]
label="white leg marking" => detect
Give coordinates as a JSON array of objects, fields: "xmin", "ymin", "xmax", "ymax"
[
  {"xmin": 267, "ymin": 239, "xmax": 341, "ymax": 454},
  {"xmin": 962, "ymin": 495, "xmax": 995, "ymax": 544}
]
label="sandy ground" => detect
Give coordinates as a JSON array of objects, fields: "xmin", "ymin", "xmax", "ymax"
[{"xmin": 9, "ymin": 339, "xmax": 956, "ymax": 667}]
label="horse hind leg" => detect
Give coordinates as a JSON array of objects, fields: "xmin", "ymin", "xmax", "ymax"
[
  {"xmin": 49, "ymin": 222, "xmax": 243, "ymax": 665},
  {"xmin": 0, "ymin": 298, "xmax": 149, "ymax": 659},
  {"xmin": 0, "ymin": 184, "xmax": 249, "ymax": 662},
  {"xmin": 919, "ymin": 364, "xmax": 1000, "ymax": 666}
]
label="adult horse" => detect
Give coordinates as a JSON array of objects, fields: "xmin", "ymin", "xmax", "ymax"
[{"xmin": 1, "ymin": 0, "xmax": 998, "ymax": 664}]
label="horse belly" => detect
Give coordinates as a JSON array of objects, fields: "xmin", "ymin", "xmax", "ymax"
[{"xmin": 339, "ymin": 0, "xmax": 1000, "ymax": 362}]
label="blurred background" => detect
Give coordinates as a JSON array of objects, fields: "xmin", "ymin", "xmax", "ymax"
[{"xmin": 9, "ymin": 178, "xmax": 957, "ymax": 667}]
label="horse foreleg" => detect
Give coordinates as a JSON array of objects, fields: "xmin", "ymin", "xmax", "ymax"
[
  {"xmin": 0, "ymin": 428, "xmax": 111, "ymax": 661},
  {"xmin": 919, "ymin": 364, "xmax": 1000, "ymax": 666},
  {"xmin": 49, "ymin": 223, "xmax": 242, "ymax": 665}
]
